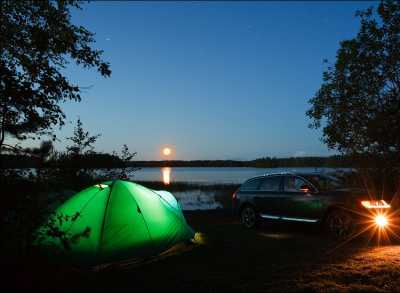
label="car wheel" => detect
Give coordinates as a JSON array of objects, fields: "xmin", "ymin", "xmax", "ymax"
[
  {"xmin": 324, "ymin": 209, "xmax": 354, "ymax": 238},
  {"xmin": 240, "ymin": 205, "xmax": 258, "ymax": 229}
]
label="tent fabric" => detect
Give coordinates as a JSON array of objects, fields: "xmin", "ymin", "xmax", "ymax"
[
  {"xmin": 153, "ymin": 190, "xmax": 183, "ymax": 215},
  {"xmin": 37, "ymin": 180, "xmax": 194, "ymax": 265}
]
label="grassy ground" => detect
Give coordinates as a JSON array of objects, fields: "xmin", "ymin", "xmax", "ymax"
[{"xmin": 6, "ymin": 210, "xmax": 400, "ymax": 292}]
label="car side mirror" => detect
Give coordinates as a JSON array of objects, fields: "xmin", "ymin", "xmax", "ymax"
[{"xmin": 299, "ymin": 184, "xmax": 312, "ymax": 193}]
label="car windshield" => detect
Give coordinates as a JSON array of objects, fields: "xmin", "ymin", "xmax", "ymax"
[{"xmin": 302, "ymin": 174, "xmax": 345, "ymax": 192}]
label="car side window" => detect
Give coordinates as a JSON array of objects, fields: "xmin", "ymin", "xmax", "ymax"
[
  {"xmin": 283, "ymin": 176, "xmax": 307, "ymax": 192},
  {"xmin": 259, "ymin": 176, "xmax": 281, "ymax": 192},
  {"xmin": 240, "ymin": 178, "xmax": 263, "ymax": 191}
]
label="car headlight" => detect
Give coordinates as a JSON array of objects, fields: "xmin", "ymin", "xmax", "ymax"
[
  {"xmin": 375, "ymin": 214, "xmax": 388, "ymax": 228},
  {"xmin": 361, "ymin": 200, "xmax": 390, "ymax": 209}
]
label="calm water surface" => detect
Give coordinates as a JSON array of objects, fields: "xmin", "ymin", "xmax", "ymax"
[
  {"xmin": 131, "ymin": 167, "xmax": 351, "ymax": 185},
  {"xmin": 131, "ymin": 167, "xmax": 351, "ymax": 210}
]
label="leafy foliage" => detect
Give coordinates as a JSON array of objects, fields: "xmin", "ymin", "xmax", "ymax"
[
  {"xmin": 0, "ymin": 0, "xmax": 111, "ymax": 148},
  {"xmin": 66, "ymin": 118, "xmax": 101, "ymax": 156},
  {"xmin": 59, "ymin": 118, "xmax": 101, "ymax": 184},
  {"xmin": 119, "ymin": 144, "xmax": 139, "ymax": 178},
  {"xmin": 24, "ymin": 140, "xmax": 54, "ymax": 161},
  {"xmin": 307, "ymin": 0, "xmax": 400, "ymax": 163},
  {"xmin": 23, "ymin": 140, "xmax": 56, "ymax": 182},
  {"xmin": 105, "ymin": 144, "xmax": 140, "ymax": 180},
  {"xmin": 35, "ymin": 211, "xmax": 91, "ymax": 251}
]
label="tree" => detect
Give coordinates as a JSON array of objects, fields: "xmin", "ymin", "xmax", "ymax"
[
  {"xmin": 307, "ymin": 0, "xmax": 400, "ymax": 195},
  {"xmin": 24, "ymin": 140, "xmax": 54, "ymax": 161},
  {"xmin": 307, "ymin": 1, "xmax": 400, "ymax": 162},
  {"xmin": 23, "ymin": 140, "xmax": 54, "ymax": 181},
  {"xmin": 0, "ymin": 0, "xmax": 111, "ymax": 151},
  {"xmin": 60, "ymin": 118, "xmax": 100, "ymax": 184},
  {"xmin": 119, "ymin": 144, "xmax": 139, "ymax": 179},
  {"xmin": 105, "ymin": 144, "xmax": 139, "ymax": 180},
  {"xmin": 66, "ymin": 118, "xmax": 100, "ymax": 156}
]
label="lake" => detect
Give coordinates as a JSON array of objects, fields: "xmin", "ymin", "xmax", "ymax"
[
  {"xmin": 129, "ymin": 167, "xmax": 352, "ymax": 210},
  {"xmin": 131, "ymin": 166, "xmax": 351, "ymax": 185},
  {"xmin": 32, "ymin": 166, "xmax": 350, "ymax": 211}
]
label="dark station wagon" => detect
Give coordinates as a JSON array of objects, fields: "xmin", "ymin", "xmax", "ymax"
[{"xmin": 232, "ymin": 173, "xmax": 393, "ymax": 237}]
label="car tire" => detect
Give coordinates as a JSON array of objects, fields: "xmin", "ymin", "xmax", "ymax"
[
  {"xmin": 240, "ymin": 205, "xmax": 258, "ymax": 229},
  {"xmin": 324, "ymin": 208, "xmax": 354, "ymax": 238}
]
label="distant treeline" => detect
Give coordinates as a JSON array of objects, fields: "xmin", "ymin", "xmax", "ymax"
[
  {"xmin": 0, "ymin": 153, "xmax": 123, "ymax": 169},
  {"xmin": 1, "ymin": 154, "xmax": 353, "ymax": 169},
  {"xmin": 130, "ymin": 156, "xmax": 353, "ymax": 168}
]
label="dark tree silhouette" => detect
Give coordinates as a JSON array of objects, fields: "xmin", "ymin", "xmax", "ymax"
[
  {"xmin": 66, "ymin": 118, "xmax": 100, "ymax": 156},
  {"xmin": 24, "ymin": 140, "xmax": 54, "ymax": 181},
  {"xmin": 24, "ymin": 140, "xmax": 54, "ymax": 161},
  {"xmin": 307, "ymin": 0, "xmax": 400, "ymax": 195},
  {"xmin": 117, "ymin": 144, "xmax": 139, "ymax": 179},
  {"xmin": 307, "ymin": 1, "xmax": 400, "ymax": 165},
  {"xmin": 0, "ymin": 0, "xmax": 111, "ymax": 152},
  {"xmin": 104, "ymin": 144, "xmax": 139, "ymax": 180},
  {"xmin": 63, "ymin": 118, "xmax": 101, "ymax": 183}
]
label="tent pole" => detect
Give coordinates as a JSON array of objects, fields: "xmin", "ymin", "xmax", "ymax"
[{"xmin": 96, "ymin": 180, "xmax": 116, "ymax": 261}]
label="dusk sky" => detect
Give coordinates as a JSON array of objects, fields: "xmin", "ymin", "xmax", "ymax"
[{"xmin": 50, "ymin": 1, "xmax": 377, "ymax": 160}]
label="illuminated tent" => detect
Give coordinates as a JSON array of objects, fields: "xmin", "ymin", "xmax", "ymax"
[{"xmin": 37, "ymin": 180, "xmax": 194, "ymax": 266}]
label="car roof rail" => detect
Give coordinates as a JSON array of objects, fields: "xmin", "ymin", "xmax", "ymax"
[{"xmin": 263, "ymin": 171, "xmax": 295, "ymax": 176}]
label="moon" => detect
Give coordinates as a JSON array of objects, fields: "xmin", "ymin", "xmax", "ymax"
[{"xmin": 162, "ymin": 147, "xmax": 172, "ymax": 156}]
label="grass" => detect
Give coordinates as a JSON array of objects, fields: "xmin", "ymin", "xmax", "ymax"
[{"xmin": 6, "ymin": 210, "xmax": 400, "ymax": 292}]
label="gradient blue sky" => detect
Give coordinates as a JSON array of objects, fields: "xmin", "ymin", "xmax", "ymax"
[{"xmin": 52, "ymin": 1, "xmax": 378, "ymax": 160}]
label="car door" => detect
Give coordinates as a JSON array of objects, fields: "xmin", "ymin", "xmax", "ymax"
[
  {"xmin": 280, "ymin": 175, "xmax": 324, "ymax": 221},
  {"xmin": 238, "ymin": 177, "xmax": 264, "ymax": 209},
  {"xmin": 253, "ymin": 175, "xmax": 284, "ymax": 217}
]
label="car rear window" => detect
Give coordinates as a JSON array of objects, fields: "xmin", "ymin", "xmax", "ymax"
[
  {"xmin": 283, "ymin": 176, "xmax": 307, "ymax": 192},
  {"xmin": 240, "ymin": 178, "xmax": 263, "ymax": 191},
  {"xmin": 259, "ymin": 176, "xmax": 281, "ymax": 191}
]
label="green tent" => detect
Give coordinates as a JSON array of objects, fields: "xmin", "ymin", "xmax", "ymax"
[{"xmin": 37, "ymin": 180, "xmax": 194, "ymax": 266}]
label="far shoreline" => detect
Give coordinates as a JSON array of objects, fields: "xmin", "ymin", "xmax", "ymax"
[{"xmin": 1, "ymin": 154, "xmax": 354, "ymax": 169}]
